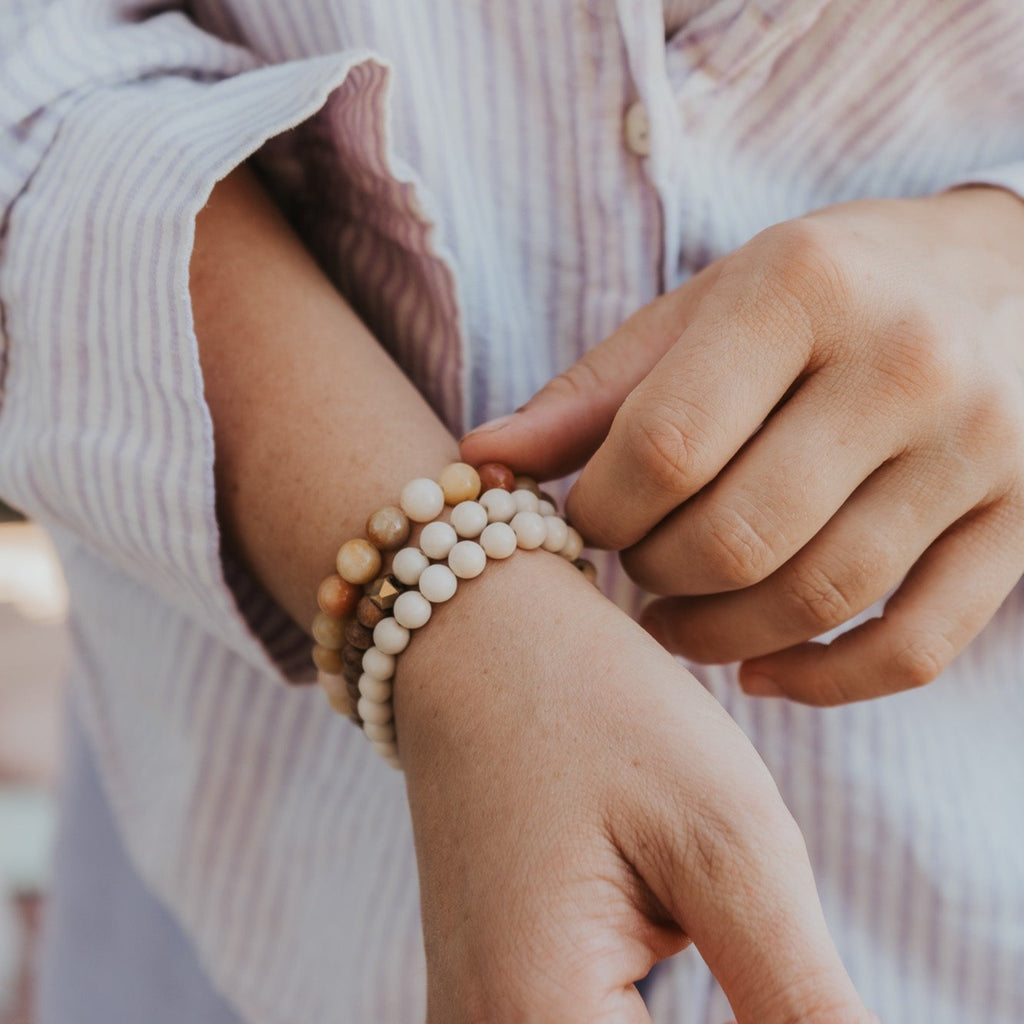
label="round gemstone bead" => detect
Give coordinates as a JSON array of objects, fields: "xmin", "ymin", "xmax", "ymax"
[
  {"xmin": 373, "ymin": 617, "xmax": 410, "ymax": 655},
  {"xmin": 477, "ymin": 462, "xmax": 515, "ymax": 492},
  {"xmin": 357, "ymin": 695, "xmax": 393, "ymax": 725},
  {"xmin": 560, "ymin": 525, "xmax": 584, "ymax": 561},
  {"xmin": 362, "ymin": 646, "xmax": 396, "ymax": 680},
  {"xmin": 374, "ymin": 740, "xmax": 399, "ymax": 759},
  {"xmin": 363, "ymin": 720, "xmax": 396, "ymax": 744},
  {"xmin": 514, "ymin": 474, "xmax": 542, "ymax": 497},
  {"xmin": 541, "ymin": 515, "xmax": 569, "ymax": 553},
  {"xmin": 336, "ymin": 538, "xmax": 382, "ymax": 585},
  {"xmin": 311, "ymin": 611, "xmax": 347, "ymax": 650},
  {"xmin": 537, "ymin": 498, "xmax": 557, "ymax": 517},
  {"xmin": 345, "ymin": 619, "xmax": 375, "ymax": 650},
  {"xmin": 319, "ymin": 673, "xmax": 352, "ymax": 716},
  {"xmin": 392, "ymin": 547, "xmax": 430, "ymax": 586},
  {"xmin": 573, "ymin": 557, "xmax": 598, "ymax": 584},
  {"xmin": 512, "ymin": 489, "xmax": 540, "ymax": 514},
  {"xmin": 448, "ymin": 540, "xmax": 487, "ymax": 579},
  {"xmin": 450, "ymin": 500, "xmax": 488, "ymax": 538},
  {"xmin": 479, "ymin": 521, "xmax": 517, "ymax": 559},
  {"xmin": 420, "ymin": 520, "xmax": 458, "ymax": 560},
  {"xmin": 438, "ymin": 462, "xmax": 482, "ymax": 504},
  {"xmin": 356, "ymin": 596, "xmax": 386, "ymax": 630},
  {"xmin": 393, "ymin": 590, "xmax": 432, "ymax": 630},
  {"xmin": 365, "ymin": 505, "xmax": 411, "ymax": 551},
  {"xmin": 511, "ymin": 510, "xmax": 546, "ymax": 549},
  {"xmin": 480, "ymin": 488, "xmax": 516, "ymax": 524},
  {"xmin": 342, "ymin": 644, "xmax": 365, "ymax": 674},
  {"xmin": 400, "ymin": 477, "xmax": 445, "ymax": 522},
  {"xmin": 317, "ymin": 574, "xmax": 361, "ymax": 619},
  {"xmin": 418, "ymin": 563, "xmax": 458, "ymax": 603},
  {"xmin": 312, "ymin": 643, "xmax": 344, "ymax": 674},
  {"xmin": 358, "ymin": 673, "xmax": 392, "ymax": 704}
]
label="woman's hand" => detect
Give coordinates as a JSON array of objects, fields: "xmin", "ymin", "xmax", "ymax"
[
  {"xmin": 398, "ymin": 554, "xmax": 876, "ymax": 1024},
  {"xmin": 463, "ymin": 187, "xmax": 1024, "ymax": 705}
]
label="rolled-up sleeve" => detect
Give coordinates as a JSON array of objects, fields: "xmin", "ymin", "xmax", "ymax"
[{"xmin": 0, "ymin": 1, "xmax": 385, "ymax": 677}]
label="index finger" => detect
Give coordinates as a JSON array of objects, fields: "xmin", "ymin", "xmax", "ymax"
[{"xmin": 567, "ymin": 230, "xmax": 826, "ymax": 550}]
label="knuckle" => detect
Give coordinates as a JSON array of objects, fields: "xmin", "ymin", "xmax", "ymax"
[
  {"xmin": 617, "ymin": 398, "xmax": 711, "ymax": 499},
  {"xmin": 891, "ymin": 632, "xmax": 952, "ymax": 690},
  {"xmin": 543, "ymin": 356, "xmax": 606, "ymax": 404},
  {"xmin": 699, "ymin": 504, "xmax": 778, "ymax": 589},
  {"xmin": 880, "ymin": 309, "xmax": 962, "ymax": 406},
  {"xmin": 783, "ymin": 562, "xmax": 859, "ymax": 634}
]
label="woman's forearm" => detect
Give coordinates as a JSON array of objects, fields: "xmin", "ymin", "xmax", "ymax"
[{"xmin": 191, "ymin": 163, "xmax": 459, "ymax": 630}]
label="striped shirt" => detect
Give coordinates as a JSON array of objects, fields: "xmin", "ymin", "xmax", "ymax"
[{"xmin": 2, "ymin": 1, "xmax": 1023, "ymax": 1021}]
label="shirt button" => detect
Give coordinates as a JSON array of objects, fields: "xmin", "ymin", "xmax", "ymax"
[{"xmin": 623, "ymin": 101, "xmax": 651, "ymax": 157}]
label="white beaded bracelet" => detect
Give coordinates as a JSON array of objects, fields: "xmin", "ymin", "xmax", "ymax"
[{"xmin": 313, "ymin": 462, "xmax": 594, "ymax": 770}]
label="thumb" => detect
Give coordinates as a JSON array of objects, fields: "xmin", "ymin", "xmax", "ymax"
[{"xmin": 459, "ymin": 263, "xmax": 722, "ymax": 480}]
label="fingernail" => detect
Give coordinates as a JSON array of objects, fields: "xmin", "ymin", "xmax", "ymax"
[
  {"xmin": 462, "ymin": 412, "xmax": 517, "ymax": 439},
  {"xmin": 740, "ymin": 673, "xmax": 783, "ymax": 697}
]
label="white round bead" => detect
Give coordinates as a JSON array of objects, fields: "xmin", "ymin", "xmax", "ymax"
[
  {"xmin": 450, "ymin": 500, "xmax": 488, "ymax": 538},
  {"xmin": 362, "ymin": 646, "xmax": 395, "ymax": 680},
  {"xmin": 538, "ymin": 498, "xmax": 557, "ymax": 517},
  {"xmin": 363, "ymin": 720, "xmax": 396, "ymax": 744},
  {"xmin": 419, "ymin": 520, "xmax": 458, "ymax": 559},
  {"xmin": 512, "ymin": 488, "xmax": 540, "ymax": 513},
  {"xmin": 392, "ymin": 546, "xmax": 429, "ymax": 586},
  {"xmin": 511, "ymin": 510, "xmax": 546, "ymax": 549},
  {"xmin": 541, "ymin": 515, "xmax": 569, "ymax": 553},
  {"xmin": 393, "ymin": 590, "xmax": 432, "ymax": 629},
  {"xmin": 373, "ymin": 617, "xmax": 410, "ymax": 655},
  {"xmin": 400, "ymin": 477, "xmax": 445, "ymax": 523},
  {"xmin": 479, "ymin": 521, "xmax": 517, "ymax": 559},
  {"xmin": 357, "ymin": 695, "xmax": 393, "ymax": 725},
  {"xmin": 418, "ymin": 563, "xmax": 458, "ymax": 603},
  {"xmin": 480, "ymin": 488, "xmax": 516, "ymax": 523},
  {"xmin": 559, "ymin": 525, "xmax": 584, "ymax": 561},
  {"xmin": 448, "ymin": 540, "xmax": 487, "ymax": 579},
  {"xmin": 358, "ymin": 673, "xmax": 392, "ymax": 704}
]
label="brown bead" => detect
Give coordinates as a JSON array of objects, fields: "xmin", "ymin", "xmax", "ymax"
[
  {"xmin": 477, "ymin": 462, "xmax": 515, "ymax": 492},
  {"xmin": 341, "ymin": 643, "xmax": 365, "ymax": 673},
  {"xmin": 438, "ymin": 462, "xmax": 482, "ymax": 504},
  {"xmin": 312, "ymin": 643, "xmax": 345, "ymax": 674},
  {"xmin": 365, "ymin": 505, "xmax": 411, "ymax": 551},
  {"xmin": 345, "ymin": 619, "xmax": 375, "ymax": 650},
  {"xmin": 311, "ymin": 611, "xmax": 347, "ymax": 650},
  {"xmin": 538, "ymin": 490, "xmax": 559, "ymax": 510},
  {"xmin": 347, "ymin": 678, "xmax": 363, "ymax": 724},
  {"xmin": 317, "ymin": 573, "xmax": 361, "ymax": 619},
  {"xmin": 365, "ymin": 574, "xmax": 404, "ymax": 611},
  {"xmin": 356, "ymin": 595, "xmax": 386, "ymax": 629},
  {"xmin": 343, "ymin": 661, "xmax": 362, "ymax": 685},
  {"xmin": 514, "ymin": 474, "xmax": 542, "ymax": 497},
  {"xmin": 336, "ymin": 538, "xmax": 382, "ymax": 586},
  {"xmin": 573, "ymin": 557, "xmax": 598, "ymax": 585}
]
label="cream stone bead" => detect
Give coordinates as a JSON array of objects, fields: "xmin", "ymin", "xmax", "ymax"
[
  {"xmin": 420, "ymin": 520, "xmax": 458, "ymax": 559},
  {"xmin": 358, "ymin": 673, "xmax": 392, "ymax": 704},
  {"xmin": 363, "ymin": 720, "xmax": 396, "ymax": 744},
  {"xmin": 311, "ymin": 611, "xmax": 347, "ymax": 650},
  {"xmin": 362, "ymin": 646, "xmax": 395, "ymax": 680},
  {"xmin": 392, "ymin": 546, "xmax": 429, "ymax": 586},
  {"xmin": 418, "ymin": 563, "xmax": 458, "ymax": 603},
  {"xmin": 537, "ymin": 498, "xmax": 557, "ymax": 517},
  {"xmin": 373, "ymin": 617, "xmax": 410, "ymax": 655},
  {"xmin": 450, "ymin": 500, "xmax": 488, "ymax": 538},
  {"xmin": 512, "ymin": 488, "xmax": 540, "ymax": 514},
  {"xmin": 400, "ymin": 477, "xmax": 445, "ymax": 522},
  {"xmin": 511, "ymin": 510, "xmax": 546, "ymax": 549},
  {"xmin": 393, "ymin": 590, "xmax": 432, "ymax": 629},
  {"xmin": 438, "ymin": 462, "xmax": 482, "ymax": 504},
  {"xmin": 541, "ymin": 515, "xmax": 569, "ymax": 553},
  {"xmin": 479, "ymin": 521, "xmax": 517, "ymax": 559},
  {"xmin": 448, "ymin": 540, "xmax": 487, "ymax": 579},
  {"xmin": 318, "ymin": 671, "xmax": 350, "ymax": 712},
  {"xmin": 560, "ymin": 525, "xmax": 584, "ymax": 561},
  {"xmin": 514, "ymin": 474, "xmax": 541, "ymax": 496},
  {"xmin": 357, "ymin": 695, "xmax": 393, "ymax": 725},
  {"xmin": 336, "ymin": 538, "xmax": 382, "ymax": 585},
  {"xmin": 480, "ymin": 488, "xmax": 516, "ymax": 523}
]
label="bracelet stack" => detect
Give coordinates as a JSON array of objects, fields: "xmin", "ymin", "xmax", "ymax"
[{"xmin": 311, "ymin": 461, "xmax": 595, "ymax": 770}]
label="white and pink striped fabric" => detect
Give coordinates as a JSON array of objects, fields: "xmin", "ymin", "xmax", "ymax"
[{"xmin": 2, "ymin": 1, "xmax": 1023, "ymax": 1021}]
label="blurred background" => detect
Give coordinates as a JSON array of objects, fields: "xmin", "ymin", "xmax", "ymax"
[{"xmin": 0, "ymin": 502, "xmax": 67, "ymax": 1024}]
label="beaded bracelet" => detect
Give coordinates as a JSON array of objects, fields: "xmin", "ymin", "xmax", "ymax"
[{"xmin": 311, "ymin": 462, "xmax": 595, "ymax": 770}]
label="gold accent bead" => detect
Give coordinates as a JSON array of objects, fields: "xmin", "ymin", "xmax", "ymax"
[{"xmin": 366, "ymin": 574, "xmax": 404, "ymax": 611}]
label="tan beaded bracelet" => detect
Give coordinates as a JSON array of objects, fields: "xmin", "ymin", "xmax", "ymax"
[{"xmin": 311, "ymin": 461, "xmax": 595, "ymax": 769}]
